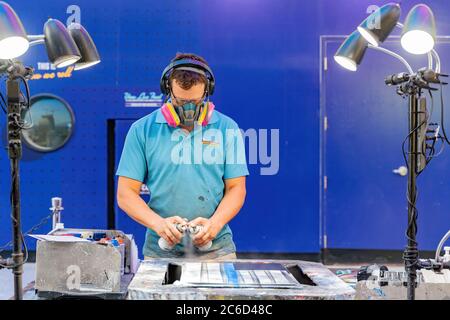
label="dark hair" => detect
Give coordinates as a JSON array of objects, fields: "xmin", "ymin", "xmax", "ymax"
[{"xmin": 169, "ymin": 52, "xmax": 208, "ymax": 90}]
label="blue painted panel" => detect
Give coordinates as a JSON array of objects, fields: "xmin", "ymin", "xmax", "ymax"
[
  {"xmin": 324, "ymin": 39, "xmax": 450, "ymax": 250},
  {"xmin": 114, "ymin": 120, "xmax": 147, "ymax": 259}
]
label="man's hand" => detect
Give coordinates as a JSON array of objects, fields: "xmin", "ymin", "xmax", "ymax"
[
  {"xmin": 154, "ymin": 216, "xmax": 186, "ymax": 247},
  {"xmin": 189, "ymin": 217, "xmax": 223, "ymax": 247}
]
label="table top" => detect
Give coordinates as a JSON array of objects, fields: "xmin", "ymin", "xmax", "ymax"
[{"xmin": 127, "ymin": 258, "xmax": 355, "ymax": 300}]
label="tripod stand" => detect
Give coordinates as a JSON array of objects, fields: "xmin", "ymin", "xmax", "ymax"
[
  {"xmin": 385, "ymin": 69, "xmax": 448, "ymax": 300},
  {"xmin": 0, "ymin": 60, "xmax": 34, "ymax": 300}
]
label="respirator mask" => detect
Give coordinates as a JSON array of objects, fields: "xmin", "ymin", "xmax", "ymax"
[
  {"xmin": 175, "ymin": 102, "xmax": 202, "ymax": 127},
  {"xmin": 170, "ymin": 92, "xmax": 206, "ymax": 127}
]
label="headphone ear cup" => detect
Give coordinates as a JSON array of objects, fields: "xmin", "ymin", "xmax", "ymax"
[
  {"xmin": 160, "ymin": 76, "xmax": 167, "ymax": 95},
  {"xmin": 164, "ymin": 79, "xmax": 170, "ymax": 95},
  {"xmin": 165, "ymin": 79, "xmax": 171, "ymax": 95},
  {"xmin": 209, "ymin": 79, "xmax": 215, "ymax": 96},
  {"xmin": 161, "ymin": 102, "xmax": 180, "ymax": 127}
]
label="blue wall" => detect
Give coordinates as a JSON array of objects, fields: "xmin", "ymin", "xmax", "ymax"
[{"xmin": 0, "ymin": 0, "xmax": 449, "ymax": 254}]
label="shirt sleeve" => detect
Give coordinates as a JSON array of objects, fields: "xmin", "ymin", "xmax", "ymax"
[
  {"xmin": 224, "ymin": 120, "xmax": 249, "ymax": 179},
  {"xmin": 115, "ymin": 124, "xmax": 147, "ymax": 182}
]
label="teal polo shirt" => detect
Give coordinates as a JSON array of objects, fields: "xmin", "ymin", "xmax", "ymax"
[{"xmin": 116, "ymin": 107, "xmax": 249, "ymax": 258}]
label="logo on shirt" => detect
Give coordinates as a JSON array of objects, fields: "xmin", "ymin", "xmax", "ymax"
[{"xmin": 201, "ymin": 139, "xmax": 220, "ymax": 147}]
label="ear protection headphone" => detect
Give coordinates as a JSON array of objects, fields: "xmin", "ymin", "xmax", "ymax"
[{"xmin": 159, "ymin": 58, "xmax": 216, "ymax": 127}]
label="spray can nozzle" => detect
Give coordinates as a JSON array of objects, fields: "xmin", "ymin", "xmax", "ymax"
[{"xmin": 158, "ymin": 223, "xmax": 212, "ymax": 252}]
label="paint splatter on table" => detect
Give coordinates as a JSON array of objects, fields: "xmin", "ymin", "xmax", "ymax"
[{"xmin": 127, "ymin": 259, "xmax": 355, "ymax": 300}]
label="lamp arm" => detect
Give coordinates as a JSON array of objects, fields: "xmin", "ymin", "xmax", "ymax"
[
  {"xmin": 430, "ymin": 49, "xmax": 441, "ymax": 73},
  {"xmin": 29, "ymin": 39, "xmax": 45, "ymax": 48},
  {"xmin": 435, "ymin": 230, "xmax": 450, "ymax": 262},
  {"xmin": 427, "ymin": 51, "xmax": 434, "ymax": 70},
  {"xmin": 367, "ymin": 44, "xmax": 414, "ymax": 74},
  {"xmin": 27, "ymin": 34, "xmax": 45, "ymax": 41}
]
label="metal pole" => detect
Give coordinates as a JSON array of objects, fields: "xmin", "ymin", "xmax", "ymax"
[
  {"xmin": 405, "ymin": 91, "xmax": 419, "ymax": 300},
  {"xmin": 7, "ymin": 78, "xmax": 24, "ymax": 300}
]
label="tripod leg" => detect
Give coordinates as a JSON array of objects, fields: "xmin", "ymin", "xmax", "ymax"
[
  {"xmin": 405, "ymin": 92, "xmax": 419, "ymax": 300},
  {"xmin": 7, "ymin": 79, "xmax": 24, "ymax": 300}
]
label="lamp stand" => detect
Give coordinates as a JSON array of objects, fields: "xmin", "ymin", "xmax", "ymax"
[
  {"xmin": 7, "ymin": 77, "xmax": 24, "ymax": 300},
  {"xmin": 385, "ymin": 69, "xmax": 447, "ymax": 300},
  {"xmin": 405, "ymin": 90, "xmax": 419, "ymax": 301},
  {"xmin": 0, "ymin": 61, "xmax": 34, "ymax": 300}
]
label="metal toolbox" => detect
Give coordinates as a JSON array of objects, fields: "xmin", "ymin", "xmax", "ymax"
[{"xmin": 34, "ymin": 228, "xmax": 137, "ymax": 299}]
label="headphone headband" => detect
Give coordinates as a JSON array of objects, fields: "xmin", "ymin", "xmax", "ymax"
[{"xmin": 160, "ymin": 58, "xmax": 215, "ymax": 95}]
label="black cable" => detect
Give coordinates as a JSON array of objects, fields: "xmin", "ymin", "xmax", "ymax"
[
  {"xmin": 414, "ymin": 90, "xmax": 442, "ymax": 168},
  {"xmin": 401, "ymin": 118, "xmax": 427, "ymax": 168},
  {"xmin": 0, "ymin": 148, "xmax": 30, "ymax": 269},
  {"xmin": 415, "ymin": 90, "xmax": 446, "ymax": 171},
  {"xmin": 0, "ymin": 75, "xmax": 8, "ymax": 114},
  {"xmin": 417, "ymin": 96, "xmax": 430, "ymax": 175},
  {"xmin": 0, "ymin": 211, "xmax": 53, "ymax": 257},
  {"xmin": 3, "ymin": 157, "xmax": 30, "ymax": 268},
  {"xmin": 422, "ymin": 89, "xmax": 447, "ymax": 164},
  {"xmin": 21, "ymin": 228, "xmax": 28, "ymax": 265},
  {"xmin": 17, "ymin": 75, "xmax": 30, "ymax": 108},
  {"xmin": 400, "ymin": 93, "xmax": 424, "ymax": 275},
  {"xmin": 404, "ymin": 185, "xmax": 419, "ymax": 273},
  {"xmin": 438, "ymin": 81, "xmax": 450, "ymax": 144},
  {"xmin": 426, "ymin": 90, "xmax": 437, "ymax": 164},
  {"xmin": 0, "ymin": 157, "xmax": 26, "ymax": 269},
  {"xmin": 0, "ymin": 92, "xmax": 6, "ymax": 114},
  {"xmin": 16, "ymin": 75, "xmax": 33, "ymax": 130},
  {"xmin": 428, "ymin": 136, "xmax": 445, "ymax": 160}
]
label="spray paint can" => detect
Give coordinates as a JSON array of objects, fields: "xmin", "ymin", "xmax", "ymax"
[
  {"xmin": 189, "ymin": 225, "xmax": 212, "ymax": 251},
  {"xmin": 158, "ymin": 223, "xmax": 186, "ymax": 251}
]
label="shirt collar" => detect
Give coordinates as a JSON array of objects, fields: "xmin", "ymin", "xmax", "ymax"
[{"xmin": 155, "ymin": 107, "xmax": 219, "ymax": 125}]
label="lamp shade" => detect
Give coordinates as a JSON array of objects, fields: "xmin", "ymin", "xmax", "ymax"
[
  {"xmin": 0, "ymin": 1, "xmax": 29, "ymax": 59},
  {"xmin": 44, "ymin": 18, "xmax": 81, "ymax": 68},
  {"xmin": 357, "ymin": 3, "xmax": 401, "ymax": 46},
  {"xmin": 334, "ymin": 30, "xmax": 368, "ymax": 71},
  {"xmin": 68, "ymin": 23, "xmax": 101, "ymax": 70},
  {"xmin": 401, "ymin": 4, "xmax": 436, "ymax": 55}
]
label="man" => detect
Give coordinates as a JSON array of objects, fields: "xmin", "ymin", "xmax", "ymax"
[{"xmin": 116, "ymin": 53, "xmax": 249, "ymax": 259}]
